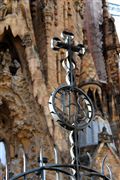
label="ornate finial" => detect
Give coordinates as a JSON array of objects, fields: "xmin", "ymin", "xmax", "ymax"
[
  {"xmin": 102, "ymin": 0, "xmax": 110, "ymax": 19},
  {"xmin": 79, "ymin": 52, "xmax": 99, "ymax": 84},
  {"xmin": 21, "ymin": 34, "xmax": 32, "ymax": 47},
  {"xmin": 98, "ymin": 126, "xmax": 113, "ymax": 143}
]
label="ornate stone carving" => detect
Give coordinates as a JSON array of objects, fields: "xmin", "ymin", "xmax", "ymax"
[
  {"xmin": 0, "ymin": 1, "xmax": 7, "ymax": 20},
  {"xmin": 30, "ymin": 0, "xmax": 38, "ymax": 17},
  {"xmin": 0, "ymin": 1, "xmax": 34, "ymax": 48},
  {"xmin": 21, "ymin": 34, "xmax": 32, "ymax": 47},
  {"xmin": 53, "ymin": 0, "xmax": 58, "ymax": 26},
  {"xmin": 98, "ymin": 127, "xmax": 113, "ymax": 143},
  {"xmin": 74, "ymin": 0, "xmax": 84, "ymax": 18},
  {"xmin": 0, "ymin": 49, "xmax": 12, "ymax": 74},
  {"xmin": 10, "ymin": 59, "xmax": 21, "ymax": 76},
  {"xmin": 0, "ymin": 48, "xmax": 21, "ymax": 76},
  {"xmin": 13, "ymin": 59, "xmax": 20, "ymax": 69},
  {"xmin": 2, "ymin": 49, "xmax": 12, "ymax": 74},
  {"xmin": 63, "ymin": 1, "xmax": 73, "ymax": 30},
  {"xmin": 44, "ymin": 2, "xmax": 53, "ymax": 39}
]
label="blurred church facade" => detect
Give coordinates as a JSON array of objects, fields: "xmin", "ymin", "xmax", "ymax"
[{"xmin": 0, "ymin": 0, "xmax": 119, "ymax": 179}]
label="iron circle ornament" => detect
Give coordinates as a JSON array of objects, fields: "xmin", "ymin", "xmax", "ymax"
[{"xmin": 49, "ymin": 85, "xmax": 94, "ymax": 131}]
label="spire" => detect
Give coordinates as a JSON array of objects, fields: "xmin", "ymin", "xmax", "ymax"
[
  {"xmin": 79, "ymin": 52, "xmax": 103, "ymax": 117},
  {"xmin": 79, "ymin": 51, "xmax": 99, "ymax": 85},
  {"xmin": 102, "ymin": 0, "xmax": 110, "ymax": 19}
]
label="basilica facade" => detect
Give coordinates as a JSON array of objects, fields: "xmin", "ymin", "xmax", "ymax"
[{"xmin": 0, "ymin": 0, "xmax": 119, "ymax": 179}]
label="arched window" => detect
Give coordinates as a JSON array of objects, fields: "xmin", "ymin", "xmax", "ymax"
[
  {"xmin": 87, "ymin": 88, "xmax": 95, "ymax": 107},
  {"xmin": 95, "ymin": 89, "xmax": 103, "ymax": 114}
]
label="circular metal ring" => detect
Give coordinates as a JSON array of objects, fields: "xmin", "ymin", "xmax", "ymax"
[{"xmin": 49, "ymin": 85, "xmax": 94, "ymax": 130}]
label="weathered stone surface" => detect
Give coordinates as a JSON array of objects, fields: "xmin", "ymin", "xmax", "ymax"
[
  {"xmin": 0, "ymin": 0, "xmax": 119, "ymax": 179},
  {"xmin": 92, "ymin": 143, "xmax": 120, "ymax": 179}
]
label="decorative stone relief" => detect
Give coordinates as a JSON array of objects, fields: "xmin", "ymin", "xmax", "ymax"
[
  {"xmin": 0, "ymin": 1, "xmax": 7, "ymax": 20},
  {"xmin": 53, "ymin": 0, "xmax": 58, "ymax": 26},
  {"xmin": 21, "ymin": 33, "xmax": 32, "ymax": 47},
  {"xmin": 0, "ymin": 48, "xmax": 21, "ymax": 76},
  {"xmin": 63, "ymin": 1, "xmax": 73, "ymax": 30},
  {"xmin": 44, "ymin": 2, "xmax": 53, "ymax": 39},
  {"xmin": 73, "ymin": 0, "xmax": 84, "ymax": 18},
  {"xmin": 98, "ymin": 127, "xmax": 113, "ymax": 143},
  {"xmin": 0, "ymin": 0, "xmax": 34, "ymax": 48},
  {"xmin": 2, "ymin": 49, "xmax": 12, "ymax": 74},
  {"xmin": 11, "ymin": 59, "xmax": 21, "ymax": 76},
  {"xmin": 30, "ymin": 0, "xmax": 38, "ymax": 17},
  {"xmin": 0, "ymin": 49, "xmax": 12, "ymax": 75},
  {"xmin": 0, "ymin": 1, "xmax": 59, "ymax": 176},
  {"xmin": 63, "ymin": 1, "xmax": 68, "ymax": 29},
  {"xmin": 67, "ymin": 1, "xmax": 72, "ymax": 17}
]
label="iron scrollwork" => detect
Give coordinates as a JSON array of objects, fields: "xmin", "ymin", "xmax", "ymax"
[
  {"xmin": 49, "ymin": 31, "xmax": 94, "ymax": 131},
  {"xmin": 49, "ymin": 85, "xmax": 94, "ymax": 130}
]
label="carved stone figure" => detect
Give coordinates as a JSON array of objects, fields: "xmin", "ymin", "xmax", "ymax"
[
  {"xmin": 12, "ymin": 59, "xmax": 21, "ymax": 76},
  {"xmin": 2, "ymin": 49, "xmax": 12, "ymax": 74},
  {"xmin": 0, "ymin": 50, "xmax": 20, "ymax": 75},
  {"xmin": 13, "ymin": 59, "xmax": 20, "ymax": 69},
  {"xmin": 21, "ymin": 34, "xmax": 32, "ymax": 47},
  {"xmin": 98, "ymin": 126, "xmax": 113, "ymax": 143}
]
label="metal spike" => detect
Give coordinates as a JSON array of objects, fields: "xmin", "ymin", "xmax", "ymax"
[
  {"xmin": 106, "ymin": 164, "xmax": 113, "ymax": 180},
  {"xmin": 101, "ymin": 155, "xmax": 107, "ymax": 175},
  {"xmin": 54, "ymin": 145, "xmax": 60, "ymax": 180}
]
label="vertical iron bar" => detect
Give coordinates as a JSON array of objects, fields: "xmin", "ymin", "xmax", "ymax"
[
  {"xmin": 39, "ymin": 147, "xmax": 46, "ymax": 180},
  {"xmin": 61, "ymin": 90, "xmax": 66, "ymax": 113},
  {"xmin": 74, "ymin": 128, "xmax": 80, "ymax": 180},
  {"xmin": 101, "ymin": 155, "xmax": 107, "ymax": 175},
  {"xmin": 68, "ymin": 40, "xmax": 74, "ymax": 88},
  {"xmin": 23, "ymin": 175, "xmax": 26, "ymax": 180}
]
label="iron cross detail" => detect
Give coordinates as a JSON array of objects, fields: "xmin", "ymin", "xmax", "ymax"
[
  {"xmin": 49, "ymin": 31, "xmax": 94, "ymax": 180},
  {"xmin": 49, "ymin": 31, "xmax": 94, "ymax": 131}
]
